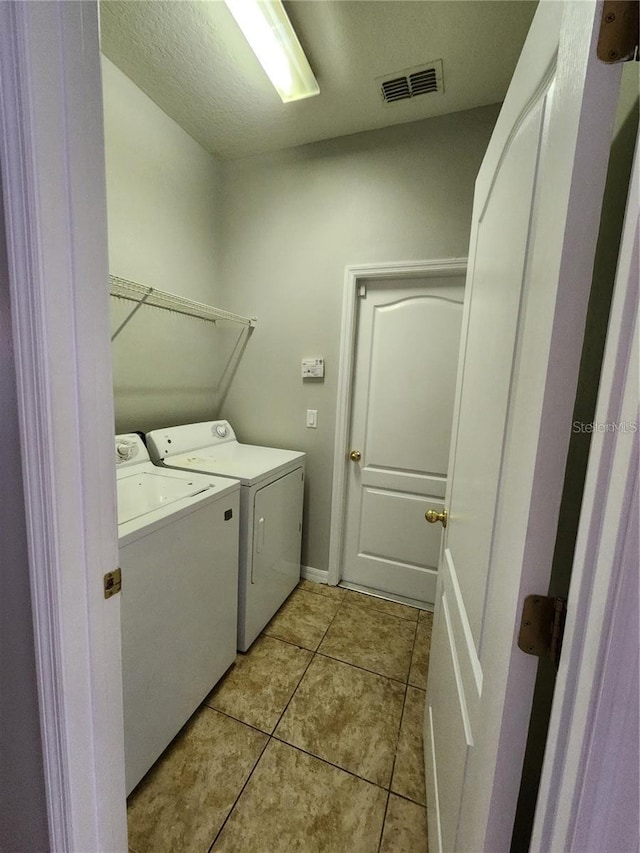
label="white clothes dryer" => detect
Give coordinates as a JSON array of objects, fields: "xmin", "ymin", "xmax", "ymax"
[
  {"xmin": 146, "ymin": 421, "xmax": 305, "ymax": 652},
  {"xmin": 116, "ymin": 434, "xmax": 240, "ymax": 793}
]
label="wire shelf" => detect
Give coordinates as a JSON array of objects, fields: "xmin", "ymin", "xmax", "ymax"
[{"xmin": 109, "ymin": 275, "xmax": 257, "ymax": 327}]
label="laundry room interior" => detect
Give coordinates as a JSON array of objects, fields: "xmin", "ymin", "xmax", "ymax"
[{"xmin": 90, "ymin": 1, "xmax": 639, "ymax": 852}]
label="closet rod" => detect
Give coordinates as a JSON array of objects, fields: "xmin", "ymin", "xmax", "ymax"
[{"xmin": 109, "ymin": 275, "xmax": 257, "ymax": 327}]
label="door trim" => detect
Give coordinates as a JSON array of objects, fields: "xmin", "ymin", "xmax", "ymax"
[
  {"xmin": 531, "ymin": 135, "xmax": 639, "ymax": 853},
  {"xmin": 328, "ymin": 259, "xmax": 467, "ymax": 587},
  {"xmin": 0, "ymin": 4, "xmax": 127, "ymax": 851}
]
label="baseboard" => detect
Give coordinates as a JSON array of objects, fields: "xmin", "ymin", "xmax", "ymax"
[{"xmin": 300, "ymin": 565, "xmax": 329, "ymax": 585}]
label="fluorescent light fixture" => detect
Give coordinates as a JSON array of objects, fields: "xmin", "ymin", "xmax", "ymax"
[{"xmin": 225, "ymin": 0, "xmax": 320, "ymax": 103}]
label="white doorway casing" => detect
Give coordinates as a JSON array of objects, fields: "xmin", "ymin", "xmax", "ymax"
[
  {"xmin": 328, "ymin": 260, "xmax": 467, "ymax": 591},
  {"xmin": 0, "ymin": 3, "xmax": 127, "ymax": 851},
  {"xmin": 531, "ymin": 135, "xmax": 639, "ymax": 853}
]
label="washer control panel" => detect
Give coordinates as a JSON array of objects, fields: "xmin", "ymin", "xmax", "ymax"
[{"xmin": 146, "ymin": 421, "xmax": 237, "ymax": 462}]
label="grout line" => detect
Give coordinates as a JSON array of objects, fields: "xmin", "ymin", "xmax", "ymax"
[
  {"xmin": 340, "ymin": 584, "xmax": 421, "ymax": 614},
  {"xmin": 269, "ymin": 736, "xmax": 391, "ymax": 793},
  {"xmin": 270, "ymin": 646, "xmax": 317, "ymax": 734},
  {"xmin": 263, "ymin": 586, "xmax": 346, "ymax": 654},
  {"xmin": 270, "ymin": 589, "xmax": 415, "ymax": 794},
  {"xmin": 297, "ymin": 581, "xmax": 347, "ymax": 603},
  {"xmin": 316, "ymin": 592, "xmax": 347, "ymax": 644},
  {"xmin": 314, "ymin": 650, "xmax": 409, "ymax": 685},
  {"xmin": 200, "ymin": 586, "xmax": 426, "ymax": 851},
  {"xmin": 388, "ymin": 625, "xmax": 429, "ymax": 810},
  {"xmin": 207, "ymin": 733, "xmax": 271, "ymax": 853},
  {"xmin": 385, "ymin": 618, "xmax": 419, "ymax": 805},
  {"xmin": 261, "ymin": 630, "xmax": 319, "ymax": 654},
  {"xmin": 389, "ymin": 681, "xmax": 409, "ymax": 783},
  {"xmin": 389, "ymin": 790, "xmax": 429, "ymax": 809},
  {"xmin": 377, "ymin": 790, "xmax": 392, "ymax": 853},
  {"xmin": 408, "ymin": 617, "xmax": 420, "ymax": 675},
  {"xmin": 320, "ymin": 581, "xmax": 422, "ymax": 623},
  {"xmin": 340, "ymin": 594, "xmax": 421, "ymax": 624},
  {"xmin": 270, "ymin": 590, "xmax": 347, "ymax": 729},
  {"xmin": 208, "ymin": 595, "xmax": 350, "ymax": 851},
  {"xmin": 337, "ymin": 580, "xmax": 433, "ymax": 613},
  {"xmin": 207, "ymin": 594, "xmax": 359, "ymax": 851},
  {"xmin": 202, "ymin": 704, "xmax": 272, "ymax": 737}
]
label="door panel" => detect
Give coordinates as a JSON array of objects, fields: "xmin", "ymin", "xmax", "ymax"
[
  {"xmin": 427, "ymin": 590, "xmax": 472, "ymax": 853},
  {"xmin": 447, "ymin": 91, "xmax": 548, "ymax": 645},
  {"xmin": 342, "ymin": 276, "xmax": 464, "ymax": 602},
  {"xmin": 425, "ymin": 2, "xmax": 623, "ymax": 850},
  {"xmin": 360, "ymin": 488, "xmax": 443, "ymax": 568},
  {"xmin": 366, "ymin": 296, "xmax": 462, "ymax": 474},
  {"xmin": 361, "ymin": 468, "xmax": 446, "ymax": 499}
]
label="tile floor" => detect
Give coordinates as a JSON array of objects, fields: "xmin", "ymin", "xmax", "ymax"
[{"xmin": 127, "ymin": 580, "xmax": 433, "ymax": 853}]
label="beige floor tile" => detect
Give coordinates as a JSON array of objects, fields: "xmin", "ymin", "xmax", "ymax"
[
  {"xmin": 318, "ymin": 605, "xmax": 416, "ymax": 682},
  {"xmin": 409, "ymin": 611, "xmax": 434, "ymax": 689},
  {"xmin": 392, "ymin": 686, "xmax": 426, "ymax": 805},
  {"xmin": 344, "ymin": 589, "xmax": 419, "ymax": 622},
  {"xmin": 127, "ymin": 707, "xmax": 267, "ymax": 853},
  {"xmin": 205, "ymin": 635, "xmax": 312, "ymax": 733},
  {"xmin": 380, "ymin": 794, "xmax": 428, "ymax": 852},
  {"xmin": 297, "ymin": 578, "xmax": 348, "ymax": 601},
  {"xmin": 212, "ymin": 739, "xmax": 387, "ymax": 853},
  {"xmin": 263, "ymin": 588, "xmax": 340, "ymax": 650},
  {"xmin": 275, "ymin": 655, "xmax": 404, "ymax": 787}
]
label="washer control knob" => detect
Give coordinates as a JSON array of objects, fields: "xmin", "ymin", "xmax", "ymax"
[{"xmin": 116, "ymin": 442, "xmax": 133, "ymax": 460}]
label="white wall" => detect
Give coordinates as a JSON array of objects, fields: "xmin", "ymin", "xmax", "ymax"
[
  {"xmin": 218, "ymin": 105, "xmax": 499, "ymax": 573},
  {"xmin": 103, "ymin": 57, "xmax": 228, "ymax": 433}
]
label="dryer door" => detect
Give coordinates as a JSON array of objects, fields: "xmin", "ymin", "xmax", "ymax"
[{"xmin": 252, "ymin": 468, "xmax": 304, "ymax": 603}]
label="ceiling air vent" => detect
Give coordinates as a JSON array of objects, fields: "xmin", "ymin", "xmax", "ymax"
[{"xmin": 377, "ymin": 60, "xmax": 444, "ymax": 106}]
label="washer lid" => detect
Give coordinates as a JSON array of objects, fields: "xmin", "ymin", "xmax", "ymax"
[
  {"xmin": 117, "ymin": 471, "xmax": 212, "ymax": 525},
  {"xmin": 162, "ymin": 443, "xmax": 305, "ymax": 486}
]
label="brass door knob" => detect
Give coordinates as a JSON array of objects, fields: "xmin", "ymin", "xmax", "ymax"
[
  {"xmin": 350, "ymin": 450, "xmax": 362, "ymax": 462},
  {"xmin": 425, "ymin": 508, "xmax": 448, "ymax": 528}
]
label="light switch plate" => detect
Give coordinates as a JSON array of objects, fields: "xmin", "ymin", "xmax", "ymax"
[{"xmin": 306, "ymin": 409, "xmax": 318, "ymax": 428}]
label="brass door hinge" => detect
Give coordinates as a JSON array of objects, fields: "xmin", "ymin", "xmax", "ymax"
[
  {"xmin": 517, "ymin": 595, "xmax": 567, "ymax": 666},
  {"xmin": 104, "ymin": 567, "xmax": 122, "ymax": 599},
  {"xmin": 598, "ymin": 1, "xmax": 639, "ymax": 63}
]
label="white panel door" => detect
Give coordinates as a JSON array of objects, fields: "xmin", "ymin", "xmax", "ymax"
[
  {"xmin": 342, "ymin": 276, "xmax": 464, "ymax": 602},
  {"xmin": 424, "ymin": 2, "xmax": 623, "ymax": 851}
]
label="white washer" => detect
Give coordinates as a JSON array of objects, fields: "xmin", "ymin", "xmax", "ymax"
[
  {"xmin": 116, "ymin": 434, "xmax": 240, "ymax": 794},
  {"xmin": 146, "ymin": 421, "xmax": 305, "ymax": 652}
]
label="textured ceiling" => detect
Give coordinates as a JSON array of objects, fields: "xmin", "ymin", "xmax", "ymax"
[{"xmin": 100, "ymin": 0, "xmax": 537, "ymax": 161}]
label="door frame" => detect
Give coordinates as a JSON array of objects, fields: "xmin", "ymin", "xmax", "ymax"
[
  {"xmin": 0, "ymin": 3, "xmax": 127, "ymax": 851},
  {"xmin": 327, "ymin": 258, "xmax": 467, "ymax": 587},
  {"xmin": 531, "ymin": 136, "xmax": 639, "ymax": 853}
]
